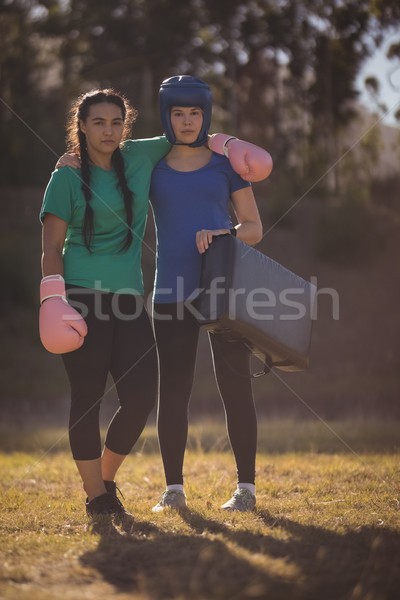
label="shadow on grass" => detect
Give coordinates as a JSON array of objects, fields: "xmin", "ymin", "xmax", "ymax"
[{"xmin": 80, "ymin": 509, "xmax": 400, "ymax": 600}]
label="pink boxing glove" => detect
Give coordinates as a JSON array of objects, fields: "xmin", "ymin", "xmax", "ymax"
[
  {"xmin": 39, "ymin": 274, "xmax": 87, "ymax": 354},
  {"xmin": 209, "ymin": 133, "xmax": 273, "ymax": 182}
]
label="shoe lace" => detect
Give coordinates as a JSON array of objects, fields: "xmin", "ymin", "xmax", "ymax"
[
  {"xmin": 104, "ymin": 480, "xmax": 125, "ymax": 501},
  {"xmin": 91, "ymin": 493, "xmax": 119, "ymax": 513},
  {"xmin": 160, "ymin": 489, "xmax": 182, "ymax": 503},
  {"xmin": 114, "ymin": 484, "xmax": 125, "ymax": 501},
  {"xmin": 234, "ymin": 489, "xmax": 254, "ymax": 507}
]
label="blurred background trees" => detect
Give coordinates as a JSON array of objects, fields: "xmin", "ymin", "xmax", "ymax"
[
  {"xmin": 1, "ymin": 0, "xmax": 399, "ymax": 184},
  {"xmin": 1, "ymin": 0, "xmax": 399, "ymax": 419}
]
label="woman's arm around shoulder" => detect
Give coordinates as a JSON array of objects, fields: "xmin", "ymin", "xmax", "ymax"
[
  {"xmin": 121, "ymin": 137, "xmax": 172, "ymax": 166},
  {"xmin": 55, "ymin": 137, "xmax": 172, "ymax": 170},
  {"xmin": 208, "ymin": 134, "xmax": 273, "ymax": 182}
]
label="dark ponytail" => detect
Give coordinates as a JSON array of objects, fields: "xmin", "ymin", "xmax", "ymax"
[
  {"xmin": 78, "ymin": 129, "xmax": 95, "ymax": 251},
  {"xmin": 112, "ymin": 148, "xmax": 133, "ymax": 252}
]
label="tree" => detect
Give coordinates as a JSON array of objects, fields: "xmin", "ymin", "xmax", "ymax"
[{"xmin": 1, "ymin": 0, "xmax": 399, "ymax": 187}]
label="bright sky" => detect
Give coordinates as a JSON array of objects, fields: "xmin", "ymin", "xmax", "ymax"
[{"xmin": 357, "ymin": 32, "xmax": 400, "ymax": 128}]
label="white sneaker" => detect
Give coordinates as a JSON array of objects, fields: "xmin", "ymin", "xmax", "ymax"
[
  {"xmin": 221, "ymin": 488, "xmax": 256, "ymax": 512},
  {"xmin": 152, "ymin": 489, "xmax": 187, "ymax": 512}
]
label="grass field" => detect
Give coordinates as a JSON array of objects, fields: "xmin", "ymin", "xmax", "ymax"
[{"xmin": 1, "ymin": 420, "xmax": 399, "ymax": 600}]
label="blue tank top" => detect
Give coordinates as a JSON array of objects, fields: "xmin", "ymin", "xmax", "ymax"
[{"xmin": 150, "ymin": 152, "xmax": 251, "ymax": 303}]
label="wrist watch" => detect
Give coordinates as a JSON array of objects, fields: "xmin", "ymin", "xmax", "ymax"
[{"xmin": 230, "ymin": 228, "xmax": 237, "ymax": 236}]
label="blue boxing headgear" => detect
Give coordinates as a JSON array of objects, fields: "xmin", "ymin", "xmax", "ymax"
[{"xmin": 159, "ymin": 75, "xmax": 212, "ymax": 147}]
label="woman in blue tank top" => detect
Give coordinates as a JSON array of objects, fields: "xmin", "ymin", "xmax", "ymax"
[{"xmin": 150, "ymin": 76, "xmax": 269, "ymax": 513}]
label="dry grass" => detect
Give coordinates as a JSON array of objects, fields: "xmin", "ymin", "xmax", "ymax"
[{"xmin": 0, "ymin": 421, "xmax": 399, "ymax": 600}]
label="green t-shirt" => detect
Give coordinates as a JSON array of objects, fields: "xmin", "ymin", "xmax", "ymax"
[{"xmin": 40, "ymin": 137, "xmax": 170, "ymax": 294}]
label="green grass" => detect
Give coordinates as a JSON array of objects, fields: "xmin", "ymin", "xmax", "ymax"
[{"xmin": 1, "ymin": 421, "xmax": 399, "ymax": 600}]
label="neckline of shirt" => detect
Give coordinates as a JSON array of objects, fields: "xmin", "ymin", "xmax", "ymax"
[{"xmin": 162, "ymin": 152, "xmax": 218, "ymax": 174}]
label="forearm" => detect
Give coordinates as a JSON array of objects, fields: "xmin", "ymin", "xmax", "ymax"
[
  {"xmin": 196, "ymin": 222, "xmax": 262, "ymax": 254},
  {"xmin": 41, "ymin": 249, "xmax": 64, "ymax": 278},
  {"xmin": 41, "ymin": 214, "xmax": 68, "ymax": 278},
  {"xmin": 234, "ymin": 221, "xmax": 263, "ymax": 246},
  {"xmin": 208, "ymin": 134, "xmax": 273, "ymax": 182}
]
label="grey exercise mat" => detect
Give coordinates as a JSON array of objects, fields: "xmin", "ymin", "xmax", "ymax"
[{"xmin": 193, "ymin": 235, "xmax": 316, "ymax": 372}]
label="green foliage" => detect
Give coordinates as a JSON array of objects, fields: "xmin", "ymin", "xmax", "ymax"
[
  {"xmin": 371, "ymin": 0, "xmax": 400, "ymax": 24},
  {"xmin": 1, "ymin": 0, "xmax": 399, "ymax": 185}
]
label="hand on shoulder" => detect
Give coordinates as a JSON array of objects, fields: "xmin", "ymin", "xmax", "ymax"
[{"xmin": 56, "ymin": 152, "xmax": 81, "ymax": 170}]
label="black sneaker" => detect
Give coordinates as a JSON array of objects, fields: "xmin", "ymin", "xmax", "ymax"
[
  {"xmin": 103, "ymin": 480, "xmax": 134, "ymax": 519},
  {"xmin": 85, "ymin": 492, "xmax": 122, "ymax": 517},
  {"xmin": 103, "ymin": 480, "xmax": 123, "ymax": 500},
  {"xmin": 86, "ymin": 486, "xmax": 134, "ymax": 525}
]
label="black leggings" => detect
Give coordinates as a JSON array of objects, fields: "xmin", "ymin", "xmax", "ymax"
[
  {"xmin": 62, "ymin": 287, "xmax": 157, "ymax": 461},
  {"xmin": 153, "ymin": 302, "xmax": 257, "ymax": 485}
]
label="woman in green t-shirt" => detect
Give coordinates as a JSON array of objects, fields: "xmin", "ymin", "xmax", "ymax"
[{"xmin": 40, "ymin": 88, "xmax": 169, "ymax": 523}]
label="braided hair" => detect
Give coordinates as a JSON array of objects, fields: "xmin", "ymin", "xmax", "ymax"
[{"xmin": 65, "ymin": 89, "xmax": 138, "ymax": 252}]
